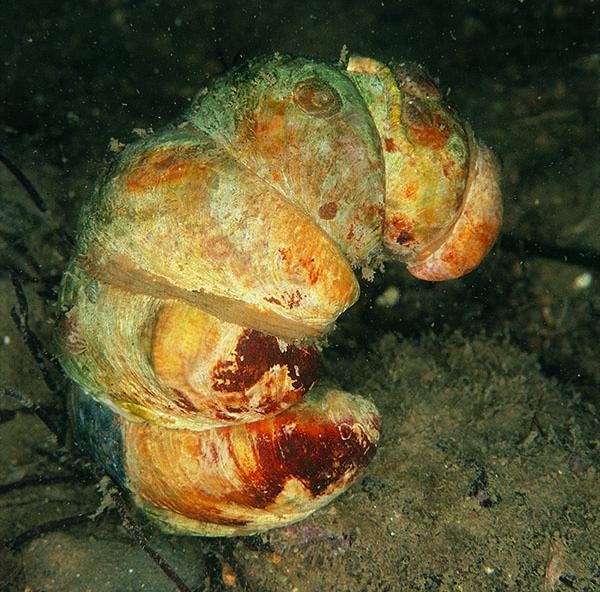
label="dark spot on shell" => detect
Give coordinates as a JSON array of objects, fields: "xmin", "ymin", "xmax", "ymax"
[
  {"xmin": 84, "ymin": 280, "xmax": 99, "ymax": 303},
  {"xmin": 402, "ymin": 99, "xmax": 453, "ymax": 149},
  {"xmin": 293, "ymin": 78, "xmax": 342, "ymax": 118},
  {"xmin": 396, "ymin": 231, "xmax": 414, "ymax": 245},
  {"xmin": 172, "ymin": 388, "xmax": 200, "ymax": 412},
  {"xmin": 402, "ymin": 99, "xmax": 435, "ymax": 130},
  {"xmin": 388, "ymin": 213, "xmax": 416, "ymax": 247},
  {"xmin": 55, "ymin": 308, "xmax": 87, "ymax": 355},
  {"xmin": 264, "ymin": 296, "xmax": 283, "ymax": 306},
  {"xmin": 393, "ymin": 62, "xmax": 442, "ymax": 101},
  {"xmin": 384, "ymin": 137, "xmax": 397, "ymax": 152},
  {"xmin": 264, "ymin": 290, "xmax": 303, "ymax": 309},
  {"xmin": 211, "ymin": 329, "xmax": 320, "ymax": 395},
  {"xmin": 318, "ymin": 201, "xmax": 338, "ymax": 220}
]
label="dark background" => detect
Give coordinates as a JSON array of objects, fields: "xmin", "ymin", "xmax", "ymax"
[{"xmin": 2, "ymin": 0, "xmax": 598, "ymax": 163}]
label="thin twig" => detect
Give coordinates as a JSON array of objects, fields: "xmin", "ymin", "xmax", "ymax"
[
  {"xmin": 10, "ymin": 306, "xmax": 63, "ymax": 394},
  {"xmin": 0, "ymin": 263, "xmax": 38, "ymax": 285},
  {"xmin": 109, "ymin": 483, "xmax": 193, "ymax": 592},
  {"xmin": 221, "ymin": 539, "xmax": 249, "ymax": 591},
  {"xmin": 0, "ymin": 150, "xmax": 47, "ymax": 213},
  {"xmin": 0, "ymin": 387, "xmax": 62, "ymax": 442},
  {"xmin": 8, "ymin": 513, "xmax": 94, "ymax": 551},
  {"xmin": 0, "ymin": 473, "xmax": 90, "ymax": 496},
  {"xmin": 9, "ymin": 270, "xmax": 66, "ymax": 392},
  {"xmin": 531, "ymin": 412, "xmax": 546, "ymax": 439},
  {"xmin": 9, "ymin": 270, "xmax": 29, "ymax": 321},
  {"xmin": 201, "ymin": 542, "xmax": 228, "ymax": 592},
  {"xmin": 1, "ymin": 233, "xmax": 61, "ymax": 301},
  {"xmin": 0, "ymin": 150, "xmax": 75, "ymax": 253},
  {"xmin": 0, "ymin": 229, "xmax": 44, "ymax": 276},
  {"xmin": 0, "ymin": 409, "xmax": 17, "ymax": 424}
]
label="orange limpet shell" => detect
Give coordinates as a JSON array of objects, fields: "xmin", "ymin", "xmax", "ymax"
[
  {"xmin": 151, "ymin": 302, "xmax": 320, "ymax": 424},
  {"xmin": 124, "ymin": 385, "xmax": 381, "ymax": 536},
  {"xmin": 407, "ymin": 139, "xmax": 503, "ymax": 280}
]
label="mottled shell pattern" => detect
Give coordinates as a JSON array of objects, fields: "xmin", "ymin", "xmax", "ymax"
[{"xmin": 57, "ymin": 54, "xmax": 502, "ymax": 536}]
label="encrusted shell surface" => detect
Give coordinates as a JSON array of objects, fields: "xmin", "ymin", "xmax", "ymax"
[
  {"xmin": 58, "ymin": 53, "xmax": 501, "ymax": 537},
  {"xmin": 346, "ymin": 55, "xmax": 502, "ymax": 279}
]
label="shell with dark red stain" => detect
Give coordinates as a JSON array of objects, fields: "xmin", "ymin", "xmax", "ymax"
[
  {"xmin": 70, "ymin": 383, "xmax": 380, "ymax": 536},
  {"xmin": 57, "ymin": 53, "xmax": 501, "ymax": 537}
]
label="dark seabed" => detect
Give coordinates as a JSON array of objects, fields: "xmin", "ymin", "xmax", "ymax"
[{"xmin": 0, "ymin": 1, "xmax": 599, "ymax": 590}]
